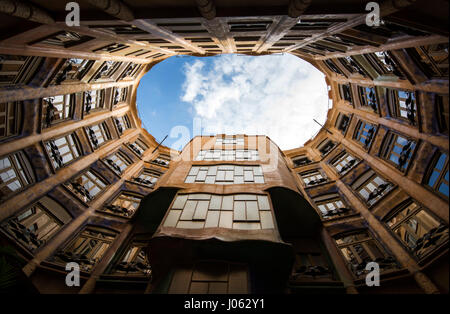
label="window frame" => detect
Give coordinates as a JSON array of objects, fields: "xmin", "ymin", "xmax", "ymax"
[
  {"xmin": 44, "ymin": 133, "xmax": 82, "ymax": 170},
  {"xmin": 358, "ymin": 86, "xmax": 379, "ymax": 113},
  {"xmin": 91, "ymin": 61, "xmax": 122, "ymax": 82},
  {"xmin": 380, "ymin": 131, "xmax": 417, "ymax": 173},
  {"xmin": 104, "ymin": 150, "xmax": 133, "ymax": 176},
  {"xmin": 316, "ymin": 139, "xmax": 336, "ymax": 157},
  {"xmin": 185, "ymin": 164, "xmax": 264, "ymax": 185},
  {"xmin": 323, "ymin": 59, "xmax": 344, "ymax": 76},
  {"xmin": 365, "ymin": 51, "xmax": 405, "ymax": 78},
  {"xmin": 29, "ymin": 31, "xmax": 93, "ymax": 49},
  {"xmin": 1, "ymin": 197, "xmax": 68, "ymax": 252},
  {"xmin": 0, "ymin": 101, "xmax": 22, "ymax": 140},
  {"xmin": 83, "ymin": 89, "xmax": 106, "ymax": 115},
  {"xmin": 86, "ymin": 121, "xmax": 111, "ymax": 150},
  {"xmin": 0, "ymin": 55, "xmax": 43, "ymax": 86},
  {"xmin": 338, "ymin": 84, "xmax": 353, "ymax": 104},
  {"xmin": 52, "ymin": 58, "xmax": 94, "ymax": 85},
  {"xmin": 330, "ymin": 150, "xmax": 360, "ymax": 176},
  {"xmin": 338, "ymin": 56, "xmax": 368, "ymax": 77},
  {"xmin": 353, "ymin": 120, "xmax": 377, "ymax": 150},
  {"xmin": 388, "ymin": 89, "xmax": 418, "ymax": 125},
  {"xmin": 109, "ymin": 240, "xmax": 152, "ymax": 276},
  {"xmin": 112, "ymin": 87, "xmax": 129, "ymax": 106},
  {"xmin": 292, "ymin": 155, "xmax": 312, "ymax": 168},
  {"xmin": 299, "ymin": 169, "xmax": 328, "ymax": 187},
  {"xmin": 335, "ymin": 113, "xmax": 351, "ymax": 135},
  {"xmin": 133, "ymin": 168, "xmax": 162, "ymax": 186},
  {"xmin": 313, "ymin": 193, "xmax": 351, "ymax": 219},
  {"xmin": 0, "ymin": 150, "xmax": 35, "ymax": 201},
  {"xmin": 384, "ymin": 199, "xmax": 449, "ymax": 261},
  {"xmin": 352, "ymin": 170, "xmax": 393, "ymax": 206},
  {"xmin": 424, "ymin": 151, "xmax": 449, "ymax": 199},
  {"xmin": 52, "ymin": 226, "xmax": 117, "ymax": 273},
  {"xmin": 128, "ymin": 138, "xmax": 149, "ymax": 157},
  {"xmin": 41, "ymin": 94, "xmax": 76, "ymax": 128},
  {"xmin": 102, "ymin": 192, "xmax": 142, "ymax": 218},
  {"xmin": 114, "ymin": 115, "xmax": 132, "ymax": 135},
  {"xmin": 334, "ymin": 230, "xmax": 398, "ymax": 279},
  {"xmin": 435, "ymin": 94, "xmax": 449, "ymax": 135},
  {"xmin": 65, "ymin": 169, "xmax": 108, "ymax": 203}
]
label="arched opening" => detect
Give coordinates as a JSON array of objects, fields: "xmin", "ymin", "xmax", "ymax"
[{"xmin": 136, "ymin": 53, "xmax": 330, "ymax": 150}]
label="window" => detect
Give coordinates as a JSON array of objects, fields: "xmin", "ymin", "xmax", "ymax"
[
  {"xmin": 1, "ymin": 196, "xmax": 71, "ymax": 251},
  {"xmin": 42, "ymin": 95, "xmax": 75, "ymax": 128},
  {"xmin": 30, "ymin": 31, "xmax": 93, "ymax": 48},
  {"xmin": 409, "ymin": 43, "xmax": 449, "ymax": 79},
  {"xmin": 425, "ymin": 151, "xmax": 449, "ymax": 198},
  {"xmin": 352, "ymin": 170, "xmax": 393, "ymax": 206},
  {"xmin": 317, "ymin": 139, "xmax": 336, "ymax": 156},
  {"xmin": 163, "ymin": 194, "xmax": 274, "ymax": 230},
  {"xmin": 111, "ymin": 241, "xmax": 151, "ymax": 276},
  {"xmin": 216, "ymin": 136, "xmax": 244, "ymax": 146},
  {"xmin": 354, "ymin": 120, "xmax": 376, "ymax": 149},
  {"xmin": 330, "ymin": 151, "xmax": 359, "ymax": 175},
  {"xmin": 52, "ymin": 58, "xmax": 94, "ymax": 85},
  {"xmin": 120, "ymin": 63, "xmax": 141, "ymax": 80},
  {"xmin": 44, "ymin": 133, "xmax": 81, "ymax": 169},
  {"xmin": 388, "ymin": 89, "xmax": 417, "ymax": 125},
  {"xmin": 112, "ymin": 87, "xmax": 128, "ymax": 106},
  {"xmin": 358, "ymin": 86, "xmax": 378, "ymax": 112},
  {"xmin": 435, "ymin": 94, "xmax": 449, "ymax": 134},
  {"xmin": 386, "ymin": 200, "xmax": 448, "ymax": 259},
  {"xmin": 84, "ymin": 89, "xmax": 105, "ymax": 114},
  {"xmin": 0, "ymin": 101, "xmax": 21, "ymax": 139},
  {"xmin": 0, "ymin": 54, "xmax": 42, "ymax": 86},
  {"xmin": 185, "ymin": 165, "xmax": 264, "ymax": 184},
  {"xmin": 367, "ymin": 51, "xmax": 404, "ymax": 77},
  {"xmin": 151, "ymin": 155, "xmax": 170, "ymax": 167},
  {"xmin": 313, "ymin": 193, "xmax": 351, "ymax": 219},
  {"xmin": 105, "ymin": 151, "xmax": 132, "ymax": 175},
  {"xmin": 291, "ymin": 251, "xmax": 331, "ymax": 280},
  {"xmin": 168, "ymin": 261, "xmax": 248, "ymax": 294},
  {"xmin": 339, "ymin": 84, "xmax": 353, "ymax": 103},
  {"xmin": 291, "ymin": 18, "xmax": 343, "ymax": 30},
  {"xmin": 94, "ymin": 43, "xmax": 129, "ymax": 53},
  {"xmin": 90, "ymin": 25, "xmax": 148, "ymax": 35},
  {"xmin": 52, "ymin": 226, "xmax": 116, "ymax": 272},
  {"xmin": 338, "ymin": 56, "xmax": 367, "ymax": 77},
  {"xmin": 86, "ymin": 122, "xmax": 111, "ymax": 149},
  {"xmin": 115, "ymin": 115, "xmax": 132, "ymax": 135},
  {"xmin": 128, "ymin": 139, "xmax": 148, "ymax": 157},
  {"xmin": 335, "ymin": 231, "xmax": 398, "ymax": 278},
  {"xmin": 300, "ymin": 170, "xmax": 327, "ymax": 187},
  {"xmin": 380, "ymin": 132, "xmax": 416, "ymax": 171},
  {"xmin": 65, "ymin": 170, "xmax": 107, "ymax": 202},
  {"xmin": 324, "ymin": 59, "xmax": 344, "ymax": 75},
  {"xmin": 292, "ymin": 155, "xmax": 311, "ymax": 167},
  {"xmin": 133, "ymin": 168, "xmax": 161, "ymax": 186},
  {"xmin": 92, "ymin": 61, "xmax": 121, "ymax": 82},
  {"xmin": 196, "ymin": 150, "xmax": 259, "ymax": 161},
  {"xmin": 228, "ymin": 21, "xmax": 272, "ymax": 32},
  {"xmin": 0, "ymin": 151, "xmax": 34, "ymax": 201},
  {"xmin": 103, "ymin": 193, "xmax": 142, "ymax": 217},
  {"xmin": 335, "ymin": 113, "xmax": 350, "ymax": 134}
]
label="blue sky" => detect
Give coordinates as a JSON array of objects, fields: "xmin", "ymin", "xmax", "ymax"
[{"xmin": 136, "ymin": 54, "xmax": 329, "ymax": 151}]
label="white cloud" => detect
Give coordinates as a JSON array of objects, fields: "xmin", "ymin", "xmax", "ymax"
[{"xmin": 180, "ymin": 54, "xmax": 329, "ymax": 150}]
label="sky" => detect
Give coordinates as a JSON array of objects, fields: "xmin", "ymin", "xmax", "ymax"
[{"xmin": 136, "ymin": 53, "xmax": 330, "ymax": 151}]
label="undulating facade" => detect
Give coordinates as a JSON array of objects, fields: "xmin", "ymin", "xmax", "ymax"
[{"xmin": 0, "ymin": 0, "xmax": 448, "ymax": 294}]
